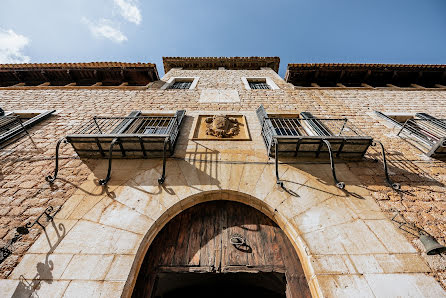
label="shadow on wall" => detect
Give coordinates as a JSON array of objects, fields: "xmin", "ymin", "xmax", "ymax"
[
  {"xmin": 11, "ymin": 220, "xmax": 67, "ymax": 298},
  {"xmin": 42, "ymin": 113, "xmax": 444, "ymax": 202},
  {"xmin": 278, "ymin": 147, "xmax": 444, "ymax": 192}
]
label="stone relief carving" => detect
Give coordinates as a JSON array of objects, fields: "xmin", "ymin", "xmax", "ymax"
[{"xmin": 205, "ymin": 115, "xmax": 240, "ymax": 138}]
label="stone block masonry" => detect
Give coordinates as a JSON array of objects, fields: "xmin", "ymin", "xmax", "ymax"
[{"xmin": 0, "ymin": 66, "xmax": 446, "ymax": 297}]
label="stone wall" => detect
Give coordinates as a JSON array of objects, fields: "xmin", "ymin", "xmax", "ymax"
[{"xmin": 0, "ymin": 67, "xmax": 446, "ymax": 296}]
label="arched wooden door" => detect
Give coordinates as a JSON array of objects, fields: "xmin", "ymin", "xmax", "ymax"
[{"xmin": 132, "ymin": 201, "xmax": 311, "ymax": 298}]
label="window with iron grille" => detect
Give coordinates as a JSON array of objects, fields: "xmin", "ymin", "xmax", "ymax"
[
  {"xmin": 268, "ymin": 115, "xmax": 302, "ymax": 136},
  {"xmin": 0, "ymin": 110, "xmax": 55, "ymax": 146},
  {"xmin": 248, "ymin": 81, "xmax": 271, "ymax": 90},
  {"xmin": 169, "ymin": 81, "xmax": 192, "ymax": 89},
  {"xmin": 242, "ymin": 77, "xmax": 279, "ymax": 90},
  {"xmin": 375, "ymin": 111, "xmax": 446, "ymax": 157}
]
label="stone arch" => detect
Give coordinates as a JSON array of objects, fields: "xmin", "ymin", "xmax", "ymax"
[{"xmin": 121, "ymin": 190, "xmax": 321, "ymax": 298}]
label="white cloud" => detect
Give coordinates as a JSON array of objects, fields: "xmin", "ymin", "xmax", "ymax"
[
  {"xmin": 82, "ymin": 18, "xmax": 127, "ymax": 43},
  {"xmin": 114, "ymin": 0, "xmax": 142, "ymax": 25},
  {"xmin": 0, "ymin": 28, "xmax": 31, "ymax": 64}
]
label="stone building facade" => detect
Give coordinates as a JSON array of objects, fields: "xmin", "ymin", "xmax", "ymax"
[{"xmin": 0, "ymin": 58, "xmax": 446, "ymax": 297}]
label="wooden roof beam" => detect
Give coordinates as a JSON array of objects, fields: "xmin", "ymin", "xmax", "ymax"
[{"xmin": 361, "ymin": 83, "xmax": 373, "ymax": 88}]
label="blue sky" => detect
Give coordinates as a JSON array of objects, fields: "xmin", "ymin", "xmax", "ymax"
[{"xmin": 0, "ymin": 0, "xmax": 445, "ymax": 77}]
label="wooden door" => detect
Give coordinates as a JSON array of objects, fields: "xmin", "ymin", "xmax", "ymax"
[{"xmin": 132, "ymin": 201, "xmax": 311, "ymax": 298}]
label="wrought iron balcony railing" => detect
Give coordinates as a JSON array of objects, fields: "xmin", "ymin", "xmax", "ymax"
[
  {"xmin": 0, "ymin": 110, "xmax": 55, "ymax": 146},
  {"xmin": 0, "ymin": 115, "xmax": 28, "ymax": 142},
  {"xmin": 46, "ymin": 110, "xmax": 186, "ymax": 185},
  {"xmin": 257, "ymin": 105, "xmax": 399, "ymax": 190},
  {"xmin": 396, "ymin": 113, "xmax": 446, "ymax": 157}
]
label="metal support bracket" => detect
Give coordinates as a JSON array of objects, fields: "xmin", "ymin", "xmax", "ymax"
[
  {"xmin": 158, "ymin": 137, "xmax": 169, "ymax": 184},
  {"xmin": 322, "ymin": 140, "xmax": 345, "ymax": 189},
  {"xmin": 372, "ymin": 140, "xmax": 401, "ymax": 190},
  {"xmin": 45, "ymin": 137, "xmax": 68, "ymax": 183},
  {"xmin": 274, "ymin": 140, "xmax": 284, "ymax": 188},
  {"xmin": 99, "ymin": 138, "xmax": 119, "ymax": 185}
]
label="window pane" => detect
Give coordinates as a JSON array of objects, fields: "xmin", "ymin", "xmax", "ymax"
[
  {"xmin": 249, "ymin": 82, "xmax": 270, "ymax": 89},
  {"xmin": 169, "ymin": 81, "xmax": 192, "ymax": 89}
]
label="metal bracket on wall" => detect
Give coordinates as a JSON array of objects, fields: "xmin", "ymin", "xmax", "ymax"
[
  {"xmin": 274, "ymin": 140, "xmax": 284, "ymax": 188},
  {"xmin": 372, "ymin": 140, "xmax": 401, "ymax": 191},
  {"xmin": 98, "ymin": 137, "xmax": 119, "ymax": 185},
  {"xmin": 45, "ymin": 137, "xmax": 68, "ymax": 183},
  {"xmin": 322, "ymin": 139, "xmax": 345, "ymax": 189},
  {"xmin": 157, "ymin": 137, "xmax": 169, "ymax": 184},
  {"xmin": 274, "ymin": 139, "xmax": 345, "ymax": 190}
]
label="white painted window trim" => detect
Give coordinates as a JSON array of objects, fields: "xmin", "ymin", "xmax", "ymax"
[
  {"xmin": 161, "ymin": 77, "xmax": 199, "ymax": 90},
  {"xmin": 241, "ymin": 77, "xmax": 280, "ymax": 90}
]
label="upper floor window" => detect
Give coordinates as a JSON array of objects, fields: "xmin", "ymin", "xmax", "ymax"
[
  {"xmin": 376, "ymin": 111, "xmax": 446, "ymax": 158},
  {"xmin": 0, "ymin": 109, "xmax": 55, "ymax": 146},
  {"xmin": 170, "ymin": 81, "xmax": 192, "ymax": 89},
  {"xmin": 161, "ymin": 77, "xmax": 199, "ymax": 90},
  {"xmin": 249, "ymin": 81, "xmax": 270, "ymax": 90},
  {"xmin": 242, "ymin": 77, "xmax": 279, "ymax": 90}
]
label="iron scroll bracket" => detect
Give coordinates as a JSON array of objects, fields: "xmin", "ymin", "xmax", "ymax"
[
  {"xmin": 274, "ymin": 140, "xmax": 284, "ymax": 188},
  {"xmin": 322, "ymin": 140, "xmax": 345, "ymax": 189},
  {"xmin": 45, "ymin": 137, "xmax": 68, "ymax": 183},
  {"xmin": 372, "ymin": 140, "xmax": 401, "ymax": 191},
  {"xmin": 274, "ymin": 139, "xmax": 345, "ymax": 190},
  {"xmin": 157, "ymin": 137, "xmax": 169, "ymax": 184},
  {"xmin": 99, "ymin": 137, "xmax": 120, "ymax": 185},
  {"xmin": 99, "ymin": 137, "xmax": 170, "ymax": 186}
]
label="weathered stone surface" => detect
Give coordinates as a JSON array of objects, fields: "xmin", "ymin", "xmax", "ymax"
[{"xmin": 1, "ymin": 67, "xmax": 446, "ymax": 296}]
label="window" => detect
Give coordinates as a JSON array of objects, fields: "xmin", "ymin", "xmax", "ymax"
[
  {"xmin": 268, "ymin": 114, "xmax": 302, "ymax": 136},
  {"xmin": 249, "ymin": 81, "xmax": 270, "ymax": 90},
  {"xmin": 124, "ymin": 113, "xmax": 173, "ymax": 135},
  {"xmin": 169, "ymin": 81, "xmax": 192, "ymax": 89},
  {"xmin": 161, "ymin": 77, "xmax": 199, "ymax": 90},
  {"xmin": 241, "ymin": 77, "xmax": 279, "ymax": 90},
  {"xmin": 0, "ymin": 110, "xmax": 55, "ymax": 146},
  {"xmin": 376, "ymin": 111, "xmax": 446, "ymax": 158}
]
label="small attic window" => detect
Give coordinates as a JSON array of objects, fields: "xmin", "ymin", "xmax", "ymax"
[
  {"xmin": 161, "ymin": 77, "xmax": 199, "ymax": 90},
  {"xmin": 249, "ymin": 80, "xmax": 270, "ymax": 90},
  {"xmin": 170, "ymin": 81, "xmax": 192, "ymax": 89},
  {"xmin": 242, "ymin": 77, "xmax": 279, "ymax": 90}
]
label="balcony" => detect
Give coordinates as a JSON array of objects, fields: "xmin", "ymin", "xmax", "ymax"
[
  {"xmin": 0, "ymin": 110, "xmax": 55, "ymax": 146},
  {"xmin": 46, "ymin": 110, "xmax": 186, "ymax": 185},
  {"xmin": 396, "ymin": 113, "xmax": 446, "ymax": 158},
  {"xmin": 257, "ymin": 105, "xmax": 399, "ymax": 190}
]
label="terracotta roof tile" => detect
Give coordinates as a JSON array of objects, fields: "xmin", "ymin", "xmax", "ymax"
[
  {"xmin": 163, "ymin": 56, "xmax": 280, "ymax": 73},
  {"xmin": 0, "ymin": 62, "xmax": 156, "ymax": 70},
  {"xmin": 287, "ymin": 63, "xmax": 446, "ymax": 69}
]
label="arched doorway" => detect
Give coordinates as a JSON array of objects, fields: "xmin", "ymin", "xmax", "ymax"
[{"xmin": 132, "ymin": 200, "xmax": 311, "ymax": 298}]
